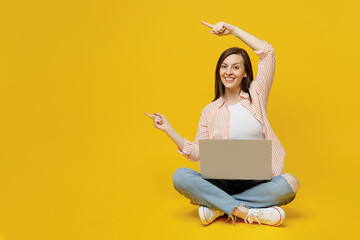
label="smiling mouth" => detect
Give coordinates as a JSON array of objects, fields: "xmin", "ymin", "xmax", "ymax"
[{"xmin": 224, "ymin": 77, "xmax": 235, "ymax": 82}]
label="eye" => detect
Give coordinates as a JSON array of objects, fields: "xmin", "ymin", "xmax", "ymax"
[
  {"xmin": 221, "ymin": 65, "xmax": 227, "ymax": 68},
  {"xmin": 234, "ymin": 66, "xmax": 239, "ymax": 69}
]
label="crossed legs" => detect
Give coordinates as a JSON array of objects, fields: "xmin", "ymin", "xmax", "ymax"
[
  {"xmin": 173, "ymin": 167, "xmax": 300, "ymax": 219},
  {"xmin": 232, "ymin": 172, "xmax": 300, "ymax": 219}
]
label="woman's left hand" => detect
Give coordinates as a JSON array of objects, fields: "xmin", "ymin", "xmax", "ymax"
[{"xmin": 200, "ymin": 20, "xmax": 236, "ymax": 36}]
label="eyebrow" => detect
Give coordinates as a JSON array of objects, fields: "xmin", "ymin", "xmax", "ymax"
[{"xmin": 222, "ymin": 62, "xmax": 241, "ymax": 65}]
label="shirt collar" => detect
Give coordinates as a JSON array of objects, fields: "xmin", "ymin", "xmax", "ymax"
[{"xmin": 216, "ymin": 90, "xmax": 250, "ymax": 108}]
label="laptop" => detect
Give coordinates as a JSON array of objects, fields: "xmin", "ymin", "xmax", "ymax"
[{"xmin": 199, "ymin": 139, "xmax": 272, "ymax": 180}]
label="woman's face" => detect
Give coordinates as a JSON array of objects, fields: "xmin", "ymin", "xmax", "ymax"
[{"xmin": 220, "ymin": 54, "xmax": 247, "ymax": 91}]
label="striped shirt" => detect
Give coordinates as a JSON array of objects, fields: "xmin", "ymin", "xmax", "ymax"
[{"xmin": 177, "ymin": 40, "xmax": 285, "ymax": 177}]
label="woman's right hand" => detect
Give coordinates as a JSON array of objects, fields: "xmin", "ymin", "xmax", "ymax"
[
  {"xmin": 200, "ymin": 20, "xmax": 236, "ymax": 36},
  {"xmin": 145, "ymin": 112, "xmax": 173, "ymax": 134}
]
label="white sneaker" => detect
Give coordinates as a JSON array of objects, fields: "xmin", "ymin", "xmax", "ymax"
[
  {"xmin": 244, "ymin": 206, "xmax": 285, "ymax": 227},
  {"xmin": 198, "ymin": 206, "xmax": 225, "ymax": 225}
]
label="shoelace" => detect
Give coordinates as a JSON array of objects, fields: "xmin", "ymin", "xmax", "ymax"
[
  {"xmin": 244, "ymin": 210, "xmax": 264, "ymax": 227},
  {"xmin": 203, "ymin": 207, "xmax": 224, "ymax": 222},
  {"xmin": 211, "ymin": 209, "xmax": 224, "ymax": 218}
]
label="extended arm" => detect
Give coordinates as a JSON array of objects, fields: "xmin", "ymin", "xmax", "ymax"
[
  {"xmin": 201, "ymin": 20, "xmax": 265, "ymax": 51},
  {"xmin": 175, "ymin": 108, "xmax": 209, "ymax": 162},
  {"xmin": 166, "ymin": 127, "xmax": 185, "ymax": 153},
  {"xmin": 145, "ymin": 112, "xmax": 185, "ymax": 153},
  {"xmin": 231, "ymin": 27, "xmax": 266, "ymax": 52},
  {"xmin": 202, "ymin": 21, "xmax": 275, "ymax": 102},
  {"xmin": 229, "ymin": 25, "xmax": 276, "ymax": 108},
  {"xmin": 145, "ymin": 109, "xmax": 208, "ymax": 162}
]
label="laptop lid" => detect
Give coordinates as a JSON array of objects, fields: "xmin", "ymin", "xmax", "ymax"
[{"xmin": 199, "ymin": 139, "xmax": 272, "ymax": 180}]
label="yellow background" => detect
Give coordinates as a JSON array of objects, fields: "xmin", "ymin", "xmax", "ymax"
[{"xmin": 0, "ymin": 0, "xmax": 359, "ymax": 239}]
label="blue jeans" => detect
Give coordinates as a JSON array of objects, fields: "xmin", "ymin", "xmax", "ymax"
[{"xmin": 172, "ymin": 167, "xmax": 297, "ymax": 218}]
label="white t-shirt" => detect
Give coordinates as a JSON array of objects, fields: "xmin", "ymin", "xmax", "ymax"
[{"xmin": 228, "ymin": 102, "xmax": 265, "ymax": 140}]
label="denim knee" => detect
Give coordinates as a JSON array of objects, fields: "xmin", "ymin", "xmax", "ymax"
[
  {"xmin": 270, "ymin": 175, "xmax": 297, "ymax": 205},
  {"xmin": 172, "ymin": 167, "xmax": 193, "ymax": 191},
  {"xmin": 278, "ymin": 174, "xmax": 298, "ymax": 195}
]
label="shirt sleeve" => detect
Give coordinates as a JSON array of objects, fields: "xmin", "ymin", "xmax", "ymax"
[
  {"xmin": 253, "ymin": 41, "xmax": 276, "ymax": 108},
  {"xmin": 177, "ymin": 108, "xmax": 209, "ymax": 162}
]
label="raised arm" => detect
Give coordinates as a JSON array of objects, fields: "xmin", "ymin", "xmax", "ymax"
[
  {"xmin": 201, "ymin": 20, "xmax": 265, "ymax": 51},
  {"xmin": 201, "ymin": 20, "xmax": 276, "ymax": 107},
  {"xmin": 231, "ymin": 27, "xmax": 266, "ymax": 52},
  {"xmin": 253, "ymin": 42, "xmax": 276, "ymax": 108},
  {"xmin": 231, "ymin": 25, "xmax": 276, "ymax": 107}
]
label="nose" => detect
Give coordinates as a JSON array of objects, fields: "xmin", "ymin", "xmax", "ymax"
[{"xmin": 226, "ymin": 67, "xmax": 233, "ymax": 75}]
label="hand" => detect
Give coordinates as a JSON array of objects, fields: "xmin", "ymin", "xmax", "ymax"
[
  {"xmin": 145, "ymin": 112, "xmax": 173, "ymax": 134},
  {"xmin": 200, "ymin": 20, "xmax": 236, "ymax": 36}
]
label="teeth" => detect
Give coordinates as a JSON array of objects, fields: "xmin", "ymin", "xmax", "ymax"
[{"xmin": 225, "ymin": 77, "xmax": 235, "ymax": 81}]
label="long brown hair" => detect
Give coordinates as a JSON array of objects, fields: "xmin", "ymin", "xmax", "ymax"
[{"xmin": 212, "ymin": 47, "xmax": 254, "ymax": 104}]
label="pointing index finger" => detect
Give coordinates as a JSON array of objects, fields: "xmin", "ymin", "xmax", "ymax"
[
  {"xmin": 200, "ymin": 20, "xmax": 214, "ymax": 28},
  {"xmin": 144, "ymin": 113, "xmax": 154, "ymax": 119}
]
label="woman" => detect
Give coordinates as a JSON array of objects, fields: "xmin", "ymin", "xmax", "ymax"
[{"xmin": 145, "ymin": 20, "xmax": 300, "ymax": 227}]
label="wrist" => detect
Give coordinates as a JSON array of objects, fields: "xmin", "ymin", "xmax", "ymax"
[
  {"xmin": 231, "ymin": 26, "xmax": 241, "ymax": 37},
  {"xmin": 166, "ymin": 126, "xmax": 175, "ymax": 136}
]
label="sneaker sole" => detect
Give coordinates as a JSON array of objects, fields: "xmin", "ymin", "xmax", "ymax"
[
  {"xmin": 268, "ymin": 206, "xmax": 285, "ymax": 226},
  {"xmin": 199, "ymin": 206, "xmax": 211, "ymax": 225}
]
